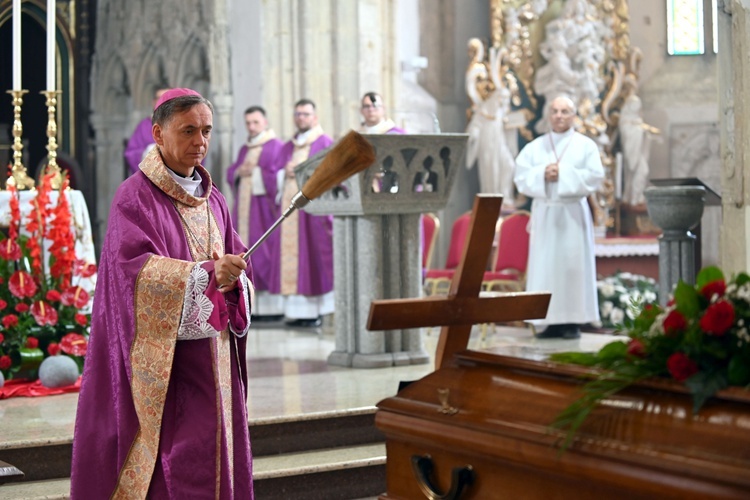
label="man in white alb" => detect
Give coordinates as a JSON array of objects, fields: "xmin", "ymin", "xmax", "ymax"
[{"xmin": 513, "ymin": 96, "xmax": 604, "ymax": 338}]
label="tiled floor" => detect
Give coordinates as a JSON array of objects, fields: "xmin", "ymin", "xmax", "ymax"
[{"xmin": 0, "ymin": 321, "xmax": 624, "ymax": 451}]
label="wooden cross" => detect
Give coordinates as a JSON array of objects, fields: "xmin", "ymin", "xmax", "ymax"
[{"xmin": 367, "ymin": 195, "xmax": 551, "ymax": 369}]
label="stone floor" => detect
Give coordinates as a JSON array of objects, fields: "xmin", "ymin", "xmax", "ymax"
[{"xmin": 0, "ymin": 321, "xmax": 623, "ymax": 453}]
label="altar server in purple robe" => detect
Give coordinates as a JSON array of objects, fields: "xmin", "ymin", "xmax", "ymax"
[
  {"xmin": 123, "ymin": 87, "xmax": 170, "ymax": 175},
  {"xmin": 359, "ymin": 91, "xmax": 406, "ymax": 135},
  {"xmin": 273, "ymin": 99, "xmax": 334, "ymax": 328},
  {"xmin": 227, "ymin": 106, "xmax": 284, "ymax": 319},
  {"xmin": 71, "ymin": 88, "xmax": 255, "ymax": 499},
  {"xmin": 514, "ymin": 96, "xmax": 603, "ymax": 339}
]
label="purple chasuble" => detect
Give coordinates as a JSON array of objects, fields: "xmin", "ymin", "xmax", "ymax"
[
  {"xmin": 124, "ymin": 117, "xmax": 155, "ymax": 175},
  {"xmin": 226, "ymin": 138, "xmax": 284, "ymax": 291},
  {"xmin": 269, "ymin": 134, "xmax": 334, "ymax": 296},
  {"xmin": 71, "ymin": 149, "xmax": 254, "ymax": 499}
]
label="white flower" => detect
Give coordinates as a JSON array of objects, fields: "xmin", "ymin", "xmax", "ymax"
[
  {"xmin": 610, "ymin": 307, "xmax": 625, "ymax": 325},
  {"xmin": 601, "ymin": 301, "xmax": 614, "ymax": 317},
  {"xmin": 600, "ymin": 283, "xmax": 615, "ymax": 297},
  {"xmin": 619, "ymin": 293, "xmax": 631, "ymax": 306},
  {"xmin": 625, "ymin": 306, "xmax": 637, "ymax": 320},
  {"xmin": 644, "ymin": 291, "xmax": 657, "ymax": 302}
]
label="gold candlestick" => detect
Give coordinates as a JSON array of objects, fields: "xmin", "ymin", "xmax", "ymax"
[
  {"xmin": 41, "ymin": 90, "xmax": 63, "ymax": 189},
  {"xmin": 5, "ymin": 90, "xmax": 35, "ymax": 190}
]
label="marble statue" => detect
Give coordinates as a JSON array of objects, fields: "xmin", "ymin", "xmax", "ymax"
[
  {"xmin": 620, "ymin": 91, "xmax": 660, "ymax": 206},
  {"xmin": 465, "ymin": 39, "xmax": 518, "ymax": 205}
]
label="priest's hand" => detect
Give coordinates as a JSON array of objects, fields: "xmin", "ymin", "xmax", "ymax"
[
  {"xmin": 544, "ymin": 163, "xmax": 559, "ymax": 182},
  {"xmin": 213, "ymin": 251, "xmax": 247, "ymax": 292}
]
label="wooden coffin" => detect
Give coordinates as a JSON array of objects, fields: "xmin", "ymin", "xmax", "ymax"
[{"xmin": 376, "ymin": 350, "xmax": 750, "ymax": 499}]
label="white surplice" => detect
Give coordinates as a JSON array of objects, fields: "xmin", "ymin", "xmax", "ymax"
[{"xmin": 514, "ymin": 128, "xmax": 604, "ymax": 327}]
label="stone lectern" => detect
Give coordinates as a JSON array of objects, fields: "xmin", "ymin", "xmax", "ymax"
[{"xmin": 295, "ymin": 134, "xmax": 467, "ymax": 368}]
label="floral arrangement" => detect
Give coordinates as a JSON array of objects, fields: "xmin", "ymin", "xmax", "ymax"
[
  {"xmin": 550, "ymin": 266, "xmax": 750, "ymax": 447},
  {"xmin": 0, "ymin": 174, "xmax": 94, "ymax": 381},
  {"xmin": 595, "ymin": 271, "xmax": 658, "ymax": 328}
]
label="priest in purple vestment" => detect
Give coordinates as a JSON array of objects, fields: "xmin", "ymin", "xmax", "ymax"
[
  {"xmin": 226, "ymin": 106, "xmax": 284, "ymax": 318},
  {"xmin": 272, "ymin": 99, "xmax": 334, "ymax": 328},
  {"xmin": 71, "ymin": 88, "xmax": 255, "ymax": 499},
  {"xmin": 123, "ymin": 88, "xmax": 170, "ymax": 175}
]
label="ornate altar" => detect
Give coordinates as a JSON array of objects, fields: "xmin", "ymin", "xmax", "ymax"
[{"xmin": 467, "ymin": 0, "xmax": 660, "ymax": 236}]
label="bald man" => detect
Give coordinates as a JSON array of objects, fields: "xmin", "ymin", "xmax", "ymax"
[{"xmin": 513, "ymin": 96, "xmax": 604, "ymax": 339}]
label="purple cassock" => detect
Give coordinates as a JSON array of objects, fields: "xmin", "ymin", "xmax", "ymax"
[
  {"xmin": 123, "ymin": 117, "xmax": 155, "ymax": 175},
  {"xmin": 71, "ymin": 148, "xmax": 254, "ymax": 499},
  {"xmin": 270, "ymin": 133, "xmax": 334, "ymax": 296},
  {"xmin": 226, "ymin": 137, "xmax": 284, "ymax": 292}
]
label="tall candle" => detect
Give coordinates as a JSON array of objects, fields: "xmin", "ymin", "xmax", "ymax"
[
  {"xmin": 12, "ymin": 0, "xmax": 21, "ymax": 89},
  {"xmin": 46, "ymin": 0, "xmax": 55, "ymax": 90}
]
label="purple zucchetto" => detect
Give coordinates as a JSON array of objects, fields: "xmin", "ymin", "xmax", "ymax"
[{"xmin": 154, "ymin": 88, "xmax": 203, "ymax": 111}]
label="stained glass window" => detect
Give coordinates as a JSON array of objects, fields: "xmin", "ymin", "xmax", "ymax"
[{"xmin": 667, "ymin": 0, "xmax": 718, "ymax": 55}]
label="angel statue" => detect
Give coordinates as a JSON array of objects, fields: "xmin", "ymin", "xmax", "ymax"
[
  {"xmin": 465, "ymin": 39, "xmax": 518, "ymax": 206},
  {"xmin": 619, "ymin": 85, "xmax": 660, "ymax": 207}
]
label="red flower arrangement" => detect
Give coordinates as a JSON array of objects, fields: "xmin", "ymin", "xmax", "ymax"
[
  {"xmin": 0, "ymin": 174, "xmax": 94, "ymax": 380},
  {"xmin": 550, "ymin": 266, "xmax": 750, "ymax": 448}
]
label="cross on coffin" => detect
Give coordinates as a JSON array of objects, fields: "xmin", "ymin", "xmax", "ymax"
[{"xmin": 367, "ymin": 195, "xmax": 551, "ymax": 369}]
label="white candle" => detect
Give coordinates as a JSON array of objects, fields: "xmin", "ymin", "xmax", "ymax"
[
  {"xmin": 12, "ymin": 0, "xmax": 21, "ymax": 89},
  {"xmin": 46, "ymin": 0, "xmax": 55, "ymax": 90}
]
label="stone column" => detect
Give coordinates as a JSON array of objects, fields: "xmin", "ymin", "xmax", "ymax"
[
  {"xmin": 645, "ymin": 186, "xmax": 706, "ymax": 304},
  {"xmin": 719, "ymin": 0, "xmax": 750, "ymax": 273}
]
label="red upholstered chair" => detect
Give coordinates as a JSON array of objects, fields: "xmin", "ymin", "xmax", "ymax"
[
  {"xmin": 424, "ymin": 211, "xmax": 472, "ymax": 296},
  {"xmin": 421, "ymin": 213, "xmax": 440, "ymax": 272},
  {"xmin": 482, "ymin": 210, "xmax": 531, "ymax": 292}
]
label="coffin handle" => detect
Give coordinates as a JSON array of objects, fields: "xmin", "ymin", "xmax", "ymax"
[{"xmin": 411, "ymin": 454, "xmax": 474, "ymax": 500}]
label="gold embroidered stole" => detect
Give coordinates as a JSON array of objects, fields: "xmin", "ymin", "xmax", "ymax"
[
  {"xmin": 237, "ymin": 129, "xmax": 277, "ymax": 244},
  {"xmin": 280, "ymin": 126, "xmax": 323, "ymax": 295},
  {"xmin": 113, "ymin": 148, "xmax": 236, "ymax": 498}
]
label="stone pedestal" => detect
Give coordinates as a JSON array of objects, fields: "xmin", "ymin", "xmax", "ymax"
[
  {"xmin": 644, "ymin": 186, "xmax": 706, "ymax": 305},
  {"xmin": 296, "ymin": 134, "xmax": 467, "ymax": 368}
]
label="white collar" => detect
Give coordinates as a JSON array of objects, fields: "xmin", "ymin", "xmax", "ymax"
[{"xmin": 167, "ymin": 168, "xmax": 204, "ymax": 197}]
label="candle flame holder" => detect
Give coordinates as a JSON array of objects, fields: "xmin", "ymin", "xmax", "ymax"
[
  {"xmin": 5, "ymin": 89, "xmax": 35, "ymax": 190},
  {"xmin": 41, "ymin": 90, "xmax": 63, "ymax": 189}
]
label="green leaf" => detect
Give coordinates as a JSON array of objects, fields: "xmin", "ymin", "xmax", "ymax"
[
  {"xmin": 596, "ymin": 341, "xmax": 629, "ymax": 363},
  {"xmin": 673, "ymin": 281, "xmax": 700, "ymax": 317},
  {"xmin": 696, "ymin": 266, "xmax": 725, "ymax": 289},
  {"xmin": 685, "ymin": 370, "xmax": 728, "ymax": 413},
  {"xmin": 549, "ymin": 352, "xmax": 599, "ymax": 366},
  {"xmin": 734, "ymin": 272, "xmax": 750, "ymax": 287},
  {"xmin": 728, "ymin": 354, "xmax": 750, "ymax": 386}
]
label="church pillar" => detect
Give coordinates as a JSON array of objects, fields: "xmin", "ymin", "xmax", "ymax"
[
  {"xmin": 261, "ymin": 0, "xmax": 398, "ymax": 138},
  {"xmin": 719, "ymin": 0, "xmax": 750, "ymax": 272},
  {"xmin": 207, "ymin": 0, "xmax": 232, "ymax": 185}
]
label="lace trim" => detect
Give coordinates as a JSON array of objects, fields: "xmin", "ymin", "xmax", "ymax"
[
  {"xmin": 231, "ymin": 273, "xmax": 252, "ymax": 338},
  {"xmin": 178, "ymin": 264, "xmax": 220, "ymax": 340}
]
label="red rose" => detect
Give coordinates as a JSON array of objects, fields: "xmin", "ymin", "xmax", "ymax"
[
  {"xmin": 0, "ymin": 355, "xmax": 11, "ymax": 370},
  {"xmin": 45, "ymin": 290, "xmax": 62, "ymax": 302},
  {"xmin": 2, "ymin": 314, "xmax": 19, "ymax": 329},
  {"xmin": 75, "ymin": 313, "xmax": 89, "ymax": 326},
  {"xmin": 0, "ymin": 299, "xmax": 6, "ymax": 310},
  {"xmin": 663, "ymin": 310, "xmax": 688, "ymax": 337},
  {"xmin": 25, "ymin": 337, "xmax": 39, "ymax": 349},
  {"xmin": 0, "ymin": 333, "xmax": 4, "ymax": 343},
  {"xmin": 699, "ymin": 300, "xmax": 735, "ymax": 336},
  {"xmin": 47, "ymin": 342, "xmax": 61, "ymax": 356},
  {"xmin": 15, "ymin": 303, "xmax": 29, "ymax": 313},
  {"xmin": 700, "ymin": 279, "xmax": 726, "ymax": 301},
  {"xmin": 627, "ymin": 339, "xmax": 646, "ymax": 358},
  {"xmin": 667, "ymin": 352, "xmax": 699, "ymax": 382}
]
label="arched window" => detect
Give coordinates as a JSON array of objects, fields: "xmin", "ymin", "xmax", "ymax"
[{"xmin": 667, "ymin": 0, "xmax": 718, "ymax": 55}]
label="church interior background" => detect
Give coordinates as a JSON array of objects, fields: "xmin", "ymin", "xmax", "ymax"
[
  {"xmin": 0, "ymin": 0, "xmax": 723, "ymax": 268},
  {"xmin": 2, "ymin": 0, "xmax": 746, "ymax": 497}
]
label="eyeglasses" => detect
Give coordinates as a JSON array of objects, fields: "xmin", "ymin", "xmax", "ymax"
[{"xmin": 294, "ymin": 112, "xmax": 313, "ymax": 117}]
